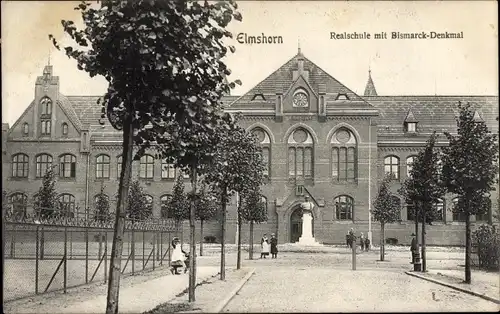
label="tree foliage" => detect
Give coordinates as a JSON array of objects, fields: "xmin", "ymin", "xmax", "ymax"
[
  {"xmin": 127, "ymin": 180, "xmax": 152, "ymax": 220},
  {"xmin": 168, "ymin": 173, "xmax": 189, "ymax": 222},
  {"xmin": 192, "ymin": 182, "xmax": 218, "ymax": 222},
  {"xmin": 441, "ymin": 102, "xmax": 499, "ymax": 216},
  {"xmin": 373, "ymin": 174, "xmax": 402, "ymax": 224},
  {"xmin": 34, "ymin": 167, "xmax": 59, "ymax": 218},
  {"xmin": 399, "ymin": 132, "xmax": 446, "ymax": 224},
  {"xmin": 241, "ymin": 189, "xmax": 268, "ymax": 223},
  {"xmin": 95, "ymin": 185, "xmax": 112, "ymax": 222}
]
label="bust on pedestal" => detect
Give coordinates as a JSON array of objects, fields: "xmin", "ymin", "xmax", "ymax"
[{"xmin": 298, "ymin": 196, "xmax": 321, "ymax": 246}]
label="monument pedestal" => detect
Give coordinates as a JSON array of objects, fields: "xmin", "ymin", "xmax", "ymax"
[{"xmin": 297, "ymin": 211, "xmax": 321, "ymax": 246}]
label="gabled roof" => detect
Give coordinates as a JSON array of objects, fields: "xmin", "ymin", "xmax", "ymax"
[
  {"xmin": 58, "ymin": 93, "xmax": 83, "ymax": 131},
  {"xmin": 403, "ymin": 109, "xmax": 418, "ymax": 123}
]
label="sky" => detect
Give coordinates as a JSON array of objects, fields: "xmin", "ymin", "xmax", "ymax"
[{"xmin": 2, "ymin": 1, "xmax": 498, "ymax": 126}]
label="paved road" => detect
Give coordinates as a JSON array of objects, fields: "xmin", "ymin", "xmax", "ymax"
[{"xmin": 223, "ymin": 252, "xmax": 499, "ymax": 312}]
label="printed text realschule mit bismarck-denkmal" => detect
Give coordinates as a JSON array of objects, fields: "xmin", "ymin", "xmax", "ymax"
[{"xmin": 330, "ymin": 31, "xmax": 464, "ymax": 40}]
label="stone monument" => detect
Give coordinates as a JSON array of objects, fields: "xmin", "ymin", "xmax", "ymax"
[{"xmin": 298, "ymin": 196, "xmax": 321, "ymax": 246}]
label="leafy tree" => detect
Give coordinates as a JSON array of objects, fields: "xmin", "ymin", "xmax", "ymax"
[
  {"xmin": 204, "ymin": 120, "xmax": 265, "ymax": 276},
  {"xmin": 241, "ymin": 188, "xmax": 268, "ymax": 260},
  {"xmin": 51, "ymin": 0, "xmax": 241, "ymax": 308},
  {"xmin": 191, "ymin": 182, "xmax": 217, "ymax": 256},
  {"xmin": 168, "ymin": 173, "xmax": 189, "ymax": 238},
  {"xmin": 127, "ymin": 180, "xmax": 152, "ymax": 221},
  {"xmin": 95, "ymin": 184, "xmax": 112, "ymax": 223},
  {"xmin": 399, "ymin": 132, "xmax": 446, "ymax": 270},
  {"xmin": 372, "ymin": 174, "xmax": 401, "ymax": 261},
  {"xmin": 441, "ymin": 102, "xmax": 499, "ymax": 283},
  {"xmin": 34, "ymin": 167, "xmax": 59, "ymax": 219}
]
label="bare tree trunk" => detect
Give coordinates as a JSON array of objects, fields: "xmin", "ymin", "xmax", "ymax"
[
  {"xmin": 380, "ymin": 222, "xmax": 385, "ymax": 261},
  {"xmin": 236, "ymin": 204, "xmax": 242, "ymax": 270},
  {"xmin": 249, "ymin": 221, "xmax": 254, "ymax": 260},
  {"xmin": 220, "ymin": 190, "xmax": 227, "ymax": 280},
  {"xmin": 188, "ymin": 166, "xmax": 197, "ymax": 302},
  {"xmin": 200, "ymin": 220, "xmax": 204, "ymax": 257},
  {"xmin": 106, "ymin": 115, "xmax": 134, "ymax": 314},
  {"xmin": 421, "ymin": 210, "xmax": 427, "ymax": 272},
  {"xmin": 465, "ymin": 212, "xmax": 471, "ymax": 283}
]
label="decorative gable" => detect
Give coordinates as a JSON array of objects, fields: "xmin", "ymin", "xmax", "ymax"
[{"xmin": 283, "ymin": 76, "xmax": 318, "ymax": 113}]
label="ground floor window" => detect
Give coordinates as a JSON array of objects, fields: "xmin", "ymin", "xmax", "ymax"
[{"xmin": 334, "ymin": 195, "xmax": 353, "ymax": 220}]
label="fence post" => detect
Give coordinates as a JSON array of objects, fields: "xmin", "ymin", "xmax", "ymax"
[
  {"xmin": 85, "ymin": 228, "xmax": 89, "ymax": 284},
  {"xmin": 35, "ymin": 226, "xmax": 40, "ymax": 295},
  {"xmin": 64, "ymin": 225, "xmax": 68, "ymax": 293},
  {"xmin": 132, "ymin": 227, "xmax": 135, "ymax": 275},
  {"xmin": 104, "ymin": 230, "xmax": 108, "ymax": 282},
  {"xmin": 352, "ymin": 236, "xmax": 357, "ymax": 271},
  {"xmin": 153, "ymin": 232, "xmax": 156, "ymax": 271},
  {"xmin": 156, "ymin": 231, "xmax": 160, "ymax": 261},
  {"xmin": 160, "ymin": 232, "xmax": 163, "ymax": 266},
  {"xmin": 40, "ymin": 226, "xmax": 45, "ymax": 260},
  {"xmin": 143, "ymin": 230, "xmax": 145, "ymax": 271}
]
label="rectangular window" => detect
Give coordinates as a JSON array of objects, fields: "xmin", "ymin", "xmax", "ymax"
[
  {"xmin": 339, "ymin": 147, "xmax": 347, "ymax": 181},
  {"xmin": 347, "ymin": 147, "xmax": 355, "ymax": 182},
  {"xmin": 296, "ymin": 148, "xmax": 303, "ymax": 177},
  {"xmin": 288, "ymin": 147, "xmax": 295, "ymax": 177},
  {"xmin": 332, "ymin": 148, "xmax": 339, "ymax": 179},
  {"xmin": 407, "ymin": 123, "xmax": 416, "ymax": 132},
  {"xmin": 161, "ymin": 163, "xmax": 175, "ymax": 179},
  {"xmin": 304, "ymin": 147, "xmax": 312, "ymax": 178}
]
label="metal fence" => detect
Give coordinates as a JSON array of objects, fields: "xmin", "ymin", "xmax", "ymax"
[{"xmin": 3, "ymin": 211, "xmax": 179, "ymax": 302}]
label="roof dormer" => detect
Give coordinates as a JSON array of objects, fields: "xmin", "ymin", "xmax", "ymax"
[{"xmin": 404, "ymin": 109, "xmax": 418, "ymax": 133}]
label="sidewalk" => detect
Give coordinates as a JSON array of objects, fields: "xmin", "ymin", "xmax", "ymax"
[
  {"xmin": 57, "ymin": 266, "xmax": 219, "ymax": 314},
  {"xmin": 406, "ymin": 268, "xmax": 500, "ymax": 304}
]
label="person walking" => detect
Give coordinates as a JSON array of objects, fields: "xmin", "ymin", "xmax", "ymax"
[
  {"xmin": 260, "ymin": 234, "xmax": 270, "ymax": 259},
  {"xmin": 410, "ymin": 233, "xmax": 418, "ymax": 264},
  {"xmin": 270, "ymin": 233, "xmax": 278, "ymax": 259},
  {"xmin": 360, "ymin": 232, "xmax": 365, "ymax": 251},
  {"xmin": 364, "ymin": 236, "xmax": 370, "ymax": 251},
  {"xmin": 170, "ymin": 237, "xmax": 187, "ymax": 275}
]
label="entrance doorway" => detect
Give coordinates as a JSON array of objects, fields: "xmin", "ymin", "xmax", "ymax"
[{"xmin": 289, "ymin": 207, "xmax": 314, "ymax": 243}]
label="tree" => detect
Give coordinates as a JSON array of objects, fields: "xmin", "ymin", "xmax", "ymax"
[
  {"xmin": 241, "ymin": 188, "xmax": 268, "ymax": 260},
  {"xmin": 399, "ymin": 132, "xmax": 446, "ymax": 270},
  {"xmin": 51, "ymin": 0, "xmax": 241, "ymax": 309},
  {"xmin": 168, "ymin": 173, "xmax": 189, "ymax": 239},
  {"xmin": 34, "ymin": 166, "xmax": 59, "ymax": 219},
  {"xmin": 204, "ymin": 120, "xmax": 265, "ymax": 276},
  {"xmin": 441, "ymin": 102, "xmax": 499, "ymax": 283},
  {"xmin": 372, "ymin": 174, "xmax": 401, "ymax": 261},
  {"xmin": 127, "ymin": 180, "xmax": 152, "ymax": 221},
  {"xmin": 192, "ymin": 182, "xmax": 217, "ymax": 256},
  {"xmin": 94, "ymin": 184, "xmax": 112, "ymax": 223}
]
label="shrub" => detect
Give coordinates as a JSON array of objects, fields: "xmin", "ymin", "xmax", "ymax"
[
  {"xmin": 204, "ymin": 235, "xmax": 216, "ymax": 243},
  {"xmin": 473, "ymin": 224, "xmax": 500, "ymax": 270},
  {"xmin": 386, "ymin": 237, "xmax": 399, "ymax": 245}
]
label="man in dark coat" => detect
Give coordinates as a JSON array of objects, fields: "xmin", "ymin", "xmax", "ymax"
[
  {"xmin": 410, "ymin": 233, "xmax": 418, "ymax": 264},
  {"xmin": 270, "ymin": 233, "xmax": 278, "ymax": 259}
]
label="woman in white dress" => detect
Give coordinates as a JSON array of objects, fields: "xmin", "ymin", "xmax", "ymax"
[
  {"xmin": 260, "ymin": 234, "xmax": 270, "ymax": 259},
  {"xmin": 170, "ymin": 237, "xmax": 186, "ymax": 275}
]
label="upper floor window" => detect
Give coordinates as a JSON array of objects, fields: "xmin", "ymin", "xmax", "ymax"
[
  {"xmin": 96, "ymin": 154, "xmax": 110, "ymax": 179},
  {"xmin": 41, "ymin": 120, "xmax": 51, "ymax": 135},
  {"xmin": 288, "ymin": 128, "xmax": 313, "ymax": 180},
  {"xmin": 160, "ymin": 194, "xmax": 172, "ymax": 218},
  {"xmin": 251, "ymin": 128, "xmax": 271, "ymax": 178},
  {"xmin": 406, "ymin": 156, "xmax": 416, "ymax": 178},
  {"xmin": 384, "ymin": 155, "xmax": 400, "ymax": 180},
  {"xmin": 407, "ymin": 122, "xmax": 417, "ymax": 133},
  {"xmin": 292, "ymin": 89, "xmax": 309, "ymax": 108},
  {"xmin": 161, "ymin": 159, "xmax": 175, "ymax": 179},
  {"xmin": 139, "ymin": 155, "xmax": 154, "ymax": 179},
  {"xmin": 22, "ymin": 123, "xmax": 29, "ymax": 136},
  {"xmin": 62, "ymin": 123, "xmax": 68, "ymax": 136},
  {"xmin": 36, "ymin": 154, "xmax": 53, "ymax": 178},
  {"xmin": 40, "ymin": 97, "xmax": 52, "ymax": 116},
  {"xmin": 334, "ymin": 195, "xmax": 353, "ymax": 220},
  {"xmin": 331, "ymin": 128, "xmax": 357, "ymax": 182},
  {"xmin": 451, "ymin": 197, "xmax": 466, "ymax": 222},
  {"xmin": 58, "ymin": 193, "xmax": 76, "ymax": 217},
  {"xmin": 433, "ymin": 198, "xmax": 445, "ymax": 221},
  {"xmin": 8, "ymin": 192, "xmax": 28, "ymax": 219},
  {"xmin": 59, "ymin": 154, "xmax": 76, "ymax": 178},
  {"xmin": 12, "ymin": 153, "xmax": 29, "ymax": 178}
]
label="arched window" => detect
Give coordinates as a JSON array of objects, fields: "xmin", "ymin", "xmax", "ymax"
[
  {"xmin": 36, "ymin": 154, "xmax": 53, "ymax": 178},
  {"xmin": 287, "ymin": 128, "xmax": 313, "ymax": 180},
  {"xmin": 451, "ymin": 197, "xmax": 466, "ymax": 222},
  {"xmin": 251, "ymin": 128, "xmax": 271, "ymax": 178},
  {"xmin": 160, "ymin": 194, "xmax": 172, "ymax": 218},
  {"xmin": 22, "ymin": 123, "xmax": 29, "ymax": 136},
  {"xmin": 261, "ymin": 195, "xmax": 268, "ymax": 212},
  {"xmin": 161, "ymin": 159, "xmax": 175, "ymax": 179},
  {"xmin": 117, "ymin": 156, "xmax": 122, "ymax": 178},
  {"xmin": 331, "ymin": 128, "xmax": 357, "ymax": 182},
  {"xmin": 40, "ymin": 97, "xmax": 52, "ymax": 115},
  {"xmin": 41, "ymin": 120, "xmax": 51, "ymax": 135},
  {"xmin": 62, "ymin": 123, "xmax": 68, "ymax": 135},
  {"xmin": 40, "ymin": 97, "xmax": 52, "ymax": 136},
  {"xmin": 406, "ymin": 156, "xmax": 416, "ymax": 178},
  {"xmin": 8, "ymin": 193, "xmax": 28, "ymax": 218},
  {"xmin": 96, "ymin": 154, "xmax": 110, "ymax": 178},
  {"xmin": 384, "ymin": 155, "xmax": 400, "ymax": 180},
  {"xmin": 12, "ymin": 153, "xmax": 29, "ymax": 178},
  {"xmin": 58, "ymin": 193, "xmax": 76, "ymax": 216},
  {"xmin": 139, "ymin": 155, "xmax": 154, "ymax": 179},
  {"xmin": 59, "ymin": 154, "xmax": 76, "ymax": 178},
  {"xmin": 334, "ymin": 195, "xmax": 354, "ymax": 220},
  {"xmin": 433, "ymin": 198, "xmax": 445, "ymax": 221}
]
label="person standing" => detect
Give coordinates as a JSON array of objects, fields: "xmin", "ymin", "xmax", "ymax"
[
  {"xmin": 410, "ymin": 233, "xmax": 418, "ymax": 264},
  {"xmin": 345, "ymin": 230, "xmax": 350, "ymax": 248},
  {"xmin": 348, "ymin": 228, "xmax": 355, "ymax": 249},
  {"xmin": 270, "ymin": 233, "xmax": 278, "ymax": 259},
  {"xmin": 260, "ymin": 234, "xmax": 270, "ymax": 259},
  {"xmin": 360, "ymin": 232, "xmax": 365, "ymax": 251},
  {"xmin": 364, "ymin": 236, "xmax": 370, "ymax": 251}
]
